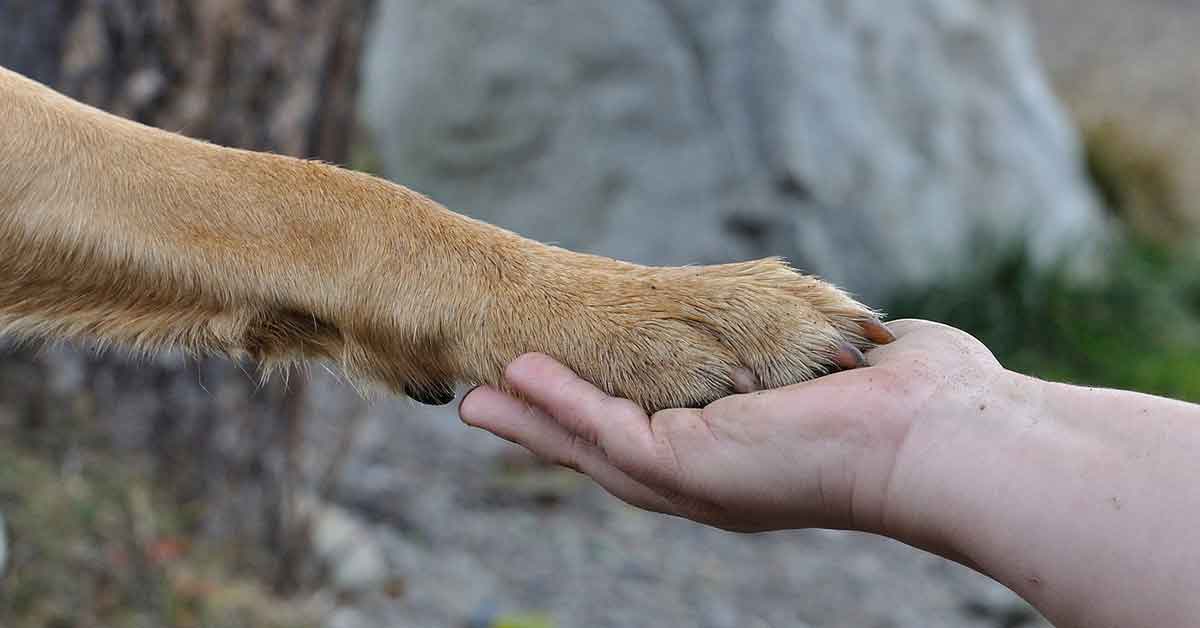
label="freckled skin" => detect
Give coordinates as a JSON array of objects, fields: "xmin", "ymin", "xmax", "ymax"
[{"xmin": 0, "ymin": 65, "xmax": 885, "ymax": 411}]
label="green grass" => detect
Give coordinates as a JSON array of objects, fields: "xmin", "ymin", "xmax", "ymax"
[{"xmin": 886, "ymin": 240, "xmax": 1200, "ymax": 402}]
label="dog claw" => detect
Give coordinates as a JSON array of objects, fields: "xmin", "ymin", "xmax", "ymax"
[
  {"xmin": 405, "ymin": 382, "xmax": 457, "ymax": 406},
  {"xmin": 732, "ymin": 367, "xmax": 761, "ymax": 394},
  {"xmin": 860, "ymin": 319, "xmax": 896, "ymax": 345},
  {"xmin": 834, "ymin": 343, "xmax": 867, "ymax": 370}
]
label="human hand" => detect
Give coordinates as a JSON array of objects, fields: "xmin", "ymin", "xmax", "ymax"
[
  {"xmin": 459, "ymin": 319, "xmax": 1010, "ymax": 535},
  {"xmin": 463, "ymin": 320, "xmax": 1200, "ymax": 627}
]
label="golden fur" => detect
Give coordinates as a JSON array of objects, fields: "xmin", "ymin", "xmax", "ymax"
[{"xmin": 0, "ymin": 65, "xmax": 885, "ymax": 412}]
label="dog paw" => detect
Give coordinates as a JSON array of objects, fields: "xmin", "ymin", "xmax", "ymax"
[{"xmin": 477, "ymin": 256, "xmax": 891, "ymax": 412}]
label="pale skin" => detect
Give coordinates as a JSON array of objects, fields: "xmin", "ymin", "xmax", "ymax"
[{"xmin": 460, "ymin": 319, "xmax": 1200, "ymax": 628}]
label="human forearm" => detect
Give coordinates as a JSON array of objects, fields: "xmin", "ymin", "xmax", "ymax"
[{"xmin": 893, "ymin": 373, "xmax": 1200, "ymax": 627}]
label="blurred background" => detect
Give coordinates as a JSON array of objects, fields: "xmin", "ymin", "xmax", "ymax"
[{"xmin": 0, "ymin": 0, "xmax": 1197, "ymax": 626}]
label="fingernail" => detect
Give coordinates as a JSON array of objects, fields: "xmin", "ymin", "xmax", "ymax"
[
  {"xmin": 458, "ymin": 385, "xmax": 483, "ymax": 423},
  {"xmin": 834, "ymin": 343, "xmax": 867, "ymax": 370},
  {"xmin": 861, "ymin": 320, "xmax": 897, "ymax": 345},
  {"xmin": 405, "ymin": 381, "xmax": 457, "ymax": 406}
]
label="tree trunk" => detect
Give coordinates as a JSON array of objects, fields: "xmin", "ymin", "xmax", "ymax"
[
  {"xmin": 0, "ymin": 0, "xmax": 375, "ymax": 591},
  {"xmin": 1, "ymin": 0, "xmax": 370, "ymax": 158}
]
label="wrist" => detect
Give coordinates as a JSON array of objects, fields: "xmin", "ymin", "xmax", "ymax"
[{"xmin": 877, "ymin": 367, "xmax": 1050, "ymax": 562}]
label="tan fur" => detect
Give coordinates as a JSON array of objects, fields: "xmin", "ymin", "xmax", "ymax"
[{"xmin": 0, "ymin": 65, "xmax": 879, "ymax": 412}]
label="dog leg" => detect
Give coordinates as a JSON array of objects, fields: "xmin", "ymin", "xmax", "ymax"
[{"xmin": 0, "ymin": 65, "xmax": 888, "ymax": 412}]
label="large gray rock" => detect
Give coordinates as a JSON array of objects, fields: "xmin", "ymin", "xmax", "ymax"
[{"xmin": 361, "ymin": 0, "xmax": 1108, "ymax": 303}]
